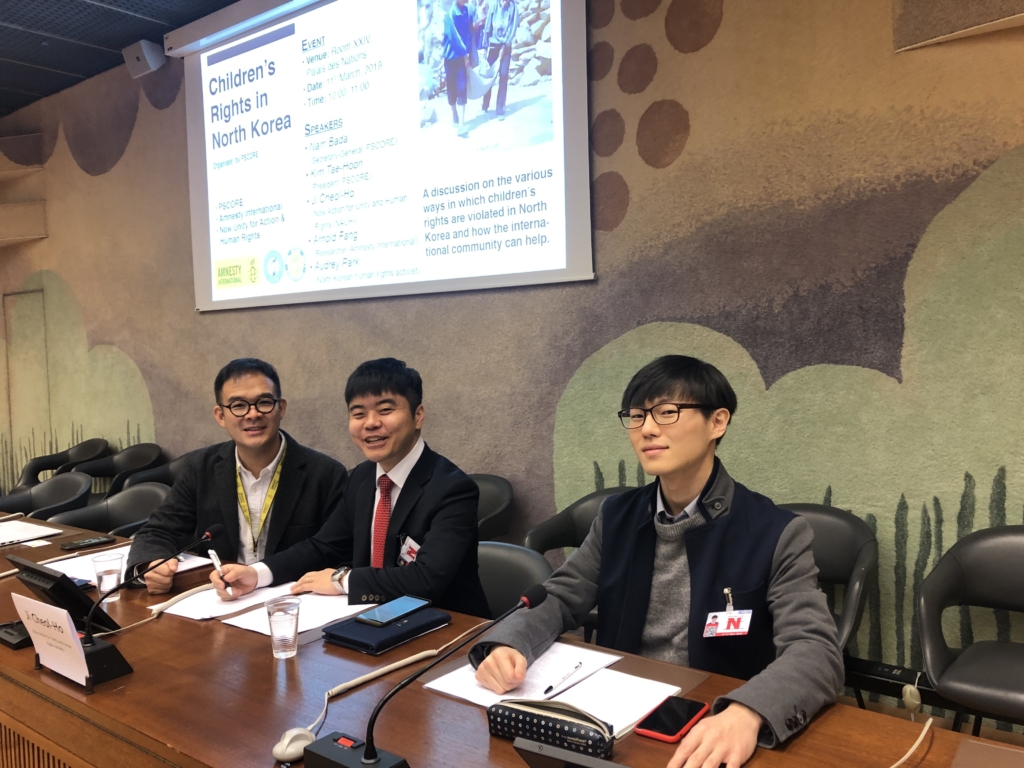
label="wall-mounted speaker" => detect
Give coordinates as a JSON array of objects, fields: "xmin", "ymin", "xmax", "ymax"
[{"xmin": 122, "ymin": 40, "xmax": 167, "ymax": 78}]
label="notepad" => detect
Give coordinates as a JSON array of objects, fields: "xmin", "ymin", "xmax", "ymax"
[
  {"xmin": 552, "ymin": 668, "xmax": 680, "ymax": 738},
  {"xmin": 152, "ymin": 582, "xmax": 296, "ymax": 620},
  {"xmin": 49, "ymin": 545, "xmax": 211, "ymax": 584},
  {"xmin": 423, "ymin": 642, "xmax": 621, "ymax": 708},
  {"xmin": 221, "ymin": 592, "xmax": 370, "ymax": 635}
]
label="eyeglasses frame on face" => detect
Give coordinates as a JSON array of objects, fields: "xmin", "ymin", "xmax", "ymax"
[
  {"xmin": 218, "ymin": 396, "xmax": 280, "ymax": 418},
  {"xmin": 617, "ymin": 402, "xmax": 709, "ymax": 429}
]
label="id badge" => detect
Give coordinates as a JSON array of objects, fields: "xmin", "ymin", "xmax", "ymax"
[
  {"xmin": 398, "ymin": 536, "xmax": 421, "ymax": 566},
  {"xmin": 703, "ymin": 610, "xmax": 752, "ymax": 638}
]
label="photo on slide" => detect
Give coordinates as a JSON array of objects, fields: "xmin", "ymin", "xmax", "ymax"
[{"xmin": 418, "ymin": 0, "xmax": 554, "ymax": 148}]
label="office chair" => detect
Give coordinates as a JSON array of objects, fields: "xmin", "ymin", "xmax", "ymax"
[
  {"xmin": 11, "ymin": 438, "xmax": 110, "ymax": 492},
  {"xmin": 779, "ymin": 503, "xmax": 877, "ymax": 650},
  {"xmin": 73, "ymin": 443, "xmax": 166, "ymax": 501},
  {"xmin": 1, "ymin": 472, "xmax": 94, "ymax": 520},
  {"xmin": 478, "ymin": 542, "xmax": 553, "ymax": 618},
  {"xmin": 470, "ymin": 474, "xmax": 514, "ymax": 541},
  {"xmin": 123, "ymin": 455, "xmax": 189, "ymax": 489},
  {"xmin": 49, "ymin": 482, "xmax": 170, "ymax": 538},
  {"xmin": 919, "ymin": 525, "xmax": 1024, "ymax": 734},
  {"xmin": 524, "ymin": 487, "xmax": 630, "ymax": 642}
]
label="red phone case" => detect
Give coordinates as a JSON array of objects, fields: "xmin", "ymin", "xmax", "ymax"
[{"xmin": 634, "ymin": 700, "xmax": 709, "ymax": 743}]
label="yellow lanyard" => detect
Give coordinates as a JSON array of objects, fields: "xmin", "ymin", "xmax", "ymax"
[{"xmin": 236, "ymin": 443, "xmax": 287, "ymax": 549}]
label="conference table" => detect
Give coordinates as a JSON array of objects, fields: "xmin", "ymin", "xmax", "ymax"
[{"xmin": 0, "ymin": 523, "xmax": 1019, "ymax": 768}]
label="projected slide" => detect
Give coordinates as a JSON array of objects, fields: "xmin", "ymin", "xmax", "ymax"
[{"xmin": 189, "ymin": 0, "xmax": 588, "ymax": 308}]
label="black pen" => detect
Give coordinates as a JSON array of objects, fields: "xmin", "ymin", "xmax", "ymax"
[{"xmin": 544, "ymin": 661, "xmax": 583, "ymax": 695}]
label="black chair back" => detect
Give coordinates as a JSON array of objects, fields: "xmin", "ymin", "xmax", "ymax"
[
  {"xmin": 74, "ymin": 443, "xmax": 166, "ymax": 498},
  {"xmin": 12, "ymin": 438, "xmax": 110, "ymax": 490},
  {"xmin": 124, "ymin": 455, "xmax": 188, "ymax": 489},
  {"xmin": 478, "ymin": 542, "xmax": 553, "ymax": 617},
  {"xmin": 49, "ymin": 482, "xmax": 170, "ymax": 535},
  {"xmin": 780, "ymin": 503, "xmax": 877, "ymax": 649},
  {"xmin": 470, "ymin": 474, "xmax": 514, "ymax": 541},
  {"xmin": 22, "ymin": 473, "xmax": 94, "ymax": 520},
  {"xmin": 524, "ymin": 487, "xmax": 629, "ymax": 553}
]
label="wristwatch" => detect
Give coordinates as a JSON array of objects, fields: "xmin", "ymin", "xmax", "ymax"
[{"xmin": 330, "ymin": 566, "xmax": 351, "ymax": 594}]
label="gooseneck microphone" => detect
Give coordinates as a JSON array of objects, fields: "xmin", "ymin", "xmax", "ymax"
[
  {"xmin": 76, "ymin": 524, "xmax": 227, "ymax": 691},
  {"xmin": 343, "ymin": 584, "xmax": 549, "ymax": 767}
]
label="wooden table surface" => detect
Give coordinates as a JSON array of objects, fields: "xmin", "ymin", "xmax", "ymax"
[{"xmin": 0, "ymin": 522, "xmax": 1018, "ymax": 768}]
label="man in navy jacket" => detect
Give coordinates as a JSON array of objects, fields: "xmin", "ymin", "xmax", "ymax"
[{"xmin": 472, "ymin": 356, "xmax": 843, "ymax": 768}]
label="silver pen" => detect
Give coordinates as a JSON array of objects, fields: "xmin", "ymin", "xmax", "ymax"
[
  {"xmin": 208, "ymin": 549, "xmax": 234, "ymax": 596},
  {"xmin": 544, "ymin": 661, "xmax": 583, "ymax": 695}
]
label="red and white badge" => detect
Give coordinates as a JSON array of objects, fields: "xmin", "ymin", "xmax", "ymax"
[
  {"xmin": 398, "ymin": 536, "xmax": 421, "ymax": 566},
  {"xmin": 703, "ymin": 610, "xmax": 752, "ymax": 638}
]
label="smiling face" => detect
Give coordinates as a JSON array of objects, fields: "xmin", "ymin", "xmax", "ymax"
[
  {"xmin": 348, "ymin": 392, "xmax": 424, "ymax": 472},
  {"xmin": 213, "ymin": 373, "xmax": 286, "ymax": 457},
  {"xmin": 628, "ymin": 399, "xmax": 730, "ymax": 484}
]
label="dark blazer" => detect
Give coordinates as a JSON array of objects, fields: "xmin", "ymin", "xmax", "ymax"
[
  {"xmin": 127, "ymin": 432, "xmax": 347, "ymax": 573},
  {"xmin": 262, "ymin": 444, "xmax": 490, "ymax": 618}
]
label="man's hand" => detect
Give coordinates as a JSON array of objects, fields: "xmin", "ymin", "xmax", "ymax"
[
  {"xmin": 212, "ymin": 563, "xmax": 257, "ymax": 600},
  {"xmin": 290, "ymin": 568, "xmax": 342, "ymax": 595},
  {"xmin": 474, "ymin": 646, "xmax": 527, "ymax": 693},
  {"xmin": 667, "ymin": 702, "xmax": 761, "ymax": 768},
  {"xmin": 143, "ymin": 558, "xmax": 178, "ymax": 594}
]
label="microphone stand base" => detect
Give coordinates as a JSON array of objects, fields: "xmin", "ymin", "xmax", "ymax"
[
  {"xmin": 82, "ymin": 637, "xmax": 133, "ymax": 692},
  {"xmin": 305, "ymin": 732, "xmax": 409, "ymax": 768}
]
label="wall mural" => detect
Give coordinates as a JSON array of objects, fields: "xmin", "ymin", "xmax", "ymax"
[
  {"xmin": 555, "ymin": 143, "xmax": 1024, "ymax": 719},
  {"xmin": 0, "ymin": 271, "xmax": 155, "ymax": 491}
]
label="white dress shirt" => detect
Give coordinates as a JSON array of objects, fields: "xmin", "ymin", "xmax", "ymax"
[{"xmin": 235, "ymin": 435, "xmax": 286, "ymax": 565}]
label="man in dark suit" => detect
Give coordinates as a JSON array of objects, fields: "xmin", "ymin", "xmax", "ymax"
[
  {"xmin": 214, "ymin": 358, "xmax": 489, "ymax": 617},
  {"xmin": 127, "ymin": 358, "xmax": 348, "ymax": 594}
]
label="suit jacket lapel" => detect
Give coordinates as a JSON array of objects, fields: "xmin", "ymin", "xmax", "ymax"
[
  {"xmin": 214, "ymin": 443, "xmax": 241, "ymax": 559},
  {"xmin": 353, "ymin": 465, "xmax": 378, "ymax": 567},
  {"xmin": 383, "ymin": 447, "xmax": 434, "ymax": 564},
  {"xmin": 264, "ymin": 436, "xmax": 305, "ymax": 555}
]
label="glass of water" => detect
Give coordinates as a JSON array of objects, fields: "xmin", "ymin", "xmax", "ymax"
[
  {"xmin": 92, "ymin": 553, "xmax": 124, "ymax": 603},
  {"xmin": 266, "ymin": 596, "xmax": 301, "ymax": 659}
]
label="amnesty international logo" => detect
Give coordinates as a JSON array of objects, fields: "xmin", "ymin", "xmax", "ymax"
[
  {"xmin": 248, "ymin": 259, "xmax": 258, "ymax": 284},
  {"xmin": 286, "ymin": 248, "xmax": 306, "ymax": 281},
  {"xmin": 264, "ymin": 251, "xmax": 284, "ymax": 284}
]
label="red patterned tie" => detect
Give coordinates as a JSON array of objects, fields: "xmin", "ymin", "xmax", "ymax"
[{"xmin": 371, "ymin": 475, "xmax": 393, "ymax": 569}]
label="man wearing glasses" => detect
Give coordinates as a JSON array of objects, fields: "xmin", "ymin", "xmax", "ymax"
[
  {"xmin": 471, "ymin": 355, "xmax": 843, "ymax": 768},
  {"xmin": 127, "ymin": 358, "xmax": 348, "ymax": 594}
]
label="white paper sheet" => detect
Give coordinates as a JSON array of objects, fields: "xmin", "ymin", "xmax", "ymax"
[
  {"xmin": 552, "ymin": 668, "xmax": 680, "ymax": 738},
  {"xmin": 423, "ymin": 642, "xmax": 621, "ymax": 708},
  {"xmin": 49, "ymin": 546, "xmax": 211, "ymax": 584},
  {"xmin": 0, "ymin": 520, "xmax": 63, "ymax": 546},
  {"xmin": 153, "ymin": 582, "xmax": 297, "ymax": 620},
  {"xmin": 221, "ymin": 592, "xmax": 371, "ymax": 635}
]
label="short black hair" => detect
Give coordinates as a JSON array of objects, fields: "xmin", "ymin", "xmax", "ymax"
[
  {"xmin": 345, "ymin": 358, "xmax": 423, "ymax": 412},
  {"xmin": 214, "ymin": 358, "xmax": 281, "ymax": 402},
  {"xmin": 621, "ymin": 355, "xmax": 737, "ymax": 444}
]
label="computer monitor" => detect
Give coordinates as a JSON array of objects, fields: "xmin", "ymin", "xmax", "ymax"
[{"xmin": 7, "ymin": 555, "xmax": 120, "ymax": 633}]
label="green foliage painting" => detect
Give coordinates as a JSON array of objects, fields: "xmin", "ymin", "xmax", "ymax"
[{"xmin": 554, "ymin": 145, "xmax": 1024, "ymax": 675}]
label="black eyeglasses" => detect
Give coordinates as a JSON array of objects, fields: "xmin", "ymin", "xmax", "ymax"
[
  {"xmin": 617, "ymin": 403, "xmax": 707, "ymax": 429},
  {"xmin": 219, "ymin": 397, "xmax": 280, "ymax": 418}
]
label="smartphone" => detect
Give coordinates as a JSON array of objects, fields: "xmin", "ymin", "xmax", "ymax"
[
  {"xmin": 354, "ymin": 595, "xmax": 430, "ymax": 627},
  {"xmin": 634, "ymin": 697, "xmax": 709, "ymax": 743},
  {"xmin": 59, "ymin": 536, "xmax": 116, "ymax": 551}
]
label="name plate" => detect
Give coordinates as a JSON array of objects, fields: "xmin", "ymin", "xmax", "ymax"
[{"xmin": 12, "ymin": 593, "xmax": 89, "ymax": 685}]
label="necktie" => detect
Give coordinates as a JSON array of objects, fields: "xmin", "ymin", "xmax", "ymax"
[{"xmin": 371, "ymin": 475, "xmax": 393, "ymax": 568}]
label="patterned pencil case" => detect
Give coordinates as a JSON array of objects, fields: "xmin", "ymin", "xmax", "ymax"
[{"xmin": 486, "ymin": 699, "xmax": 615, "ymax": 759}]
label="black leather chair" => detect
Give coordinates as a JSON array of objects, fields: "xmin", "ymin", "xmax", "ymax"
[
  {"xmin": 779, "ymin": 503, "xmax": 877, "ymax": 650},
  {"xmin": 123, "ymin": 455, "xmax": 188, "ymax": 490},
  {"xmin": 919, "ymin": 525, "xmax": 1024, "ymax": 732},
  {"xmin": 73, "ymin": 443, "xmax": 166, "ymax": 501},
  {"xmin": 48, "ymin": 482, "xmax": 170, "ymax": 538},
  {"xmin": 478, "ymin": 542, "xmax": 553, "ymax": 618},
  {"xmin": 470, "ymin": 474, "xmax": 514, "ymax": 541},
  {"xmin": 0, "ymin": 473, "xmax": 94, "ymax": 520},
  {"xmin": 11, "ymin": 438, "xmax": 110, "ymax": 492},
  {"xmin": 524, "ymin": 487, "xmax": 630, "ymax": 642}
]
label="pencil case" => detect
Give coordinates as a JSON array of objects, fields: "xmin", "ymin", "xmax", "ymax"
[{"xmin": 486, "ymin": 699, "xmax": 615, "ymax": 759}]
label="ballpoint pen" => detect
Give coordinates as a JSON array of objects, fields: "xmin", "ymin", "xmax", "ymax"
[
  {"xmin": 208, "ymin": 549, "xmax": 234, "ymax": 596},
  {"xmin": 544, "ymin": 661, "xmax": 583, "ymax": 695}
]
